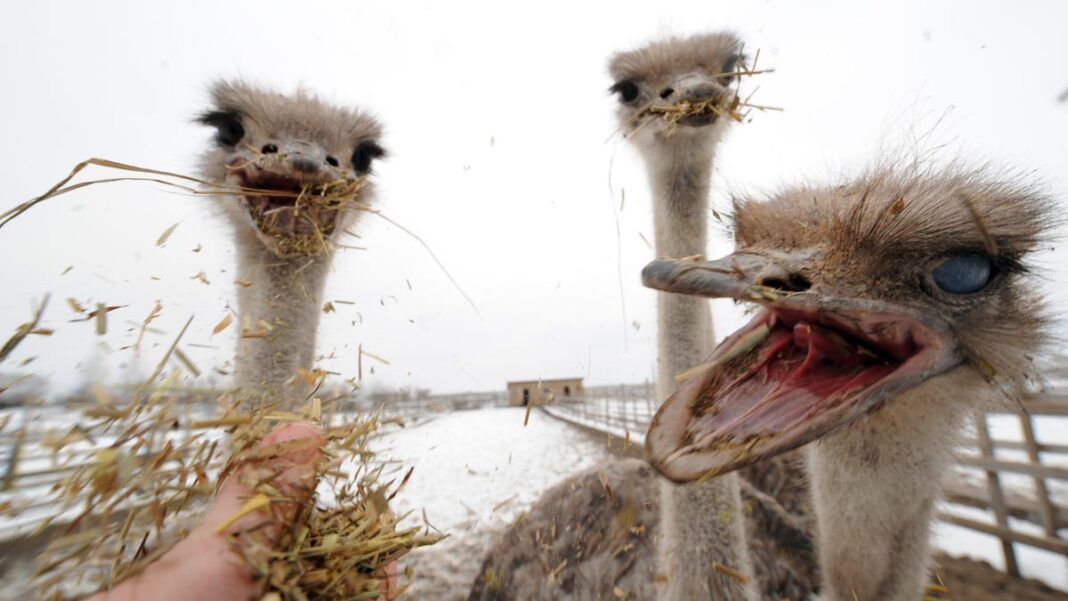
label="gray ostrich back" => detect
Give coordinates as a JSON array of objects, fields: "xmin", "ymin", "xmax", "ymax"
[
  {"xmin": 470, "ymin": 456, "xmax": 819, "ymax": 600},
  {"xmin": 469, "ymin": 459, "xmax": 659, "ymax": 601}
]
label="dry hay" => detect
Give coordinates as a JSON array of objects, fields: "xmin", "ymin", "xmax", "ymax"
[
  {"xmin": 250, "ymin": 177, "xmax": 367, "ymax": 259},
  {"xmin": 5, "ymin": 373, "xmax": 440, "ymax": 600},
  {"xmin": 642, "ymin": 95, "xmax": 745, "ymax": 129},
  {"xmin": 0, "ymin": 158, "xmax": 373, "ymax": 259}
]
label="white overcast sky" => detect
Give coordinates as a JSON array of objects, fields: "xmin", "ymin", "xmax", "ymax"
[{"xmin": 1, "ymin": 0, "xmax": 1066, "ymax": 397}]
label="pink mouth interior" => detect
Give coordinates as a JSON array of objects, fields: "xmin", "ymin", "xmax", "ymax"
[{"xmin": 687, "ymin": 311, "xmax": 902, "ymax": 445}]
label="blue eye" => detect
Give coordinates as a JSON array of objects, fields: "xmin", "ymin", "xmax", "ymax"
[{"xmin": 932, "ymin": 253, "xmax": 993, "ymax": 294}]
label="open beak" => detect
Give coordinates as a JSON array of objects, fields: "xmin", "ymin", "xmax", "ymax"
[
  {"xmin": 641, "ymin": 253, "xmax": 961, "ymax": 483},
  {"xmin": 226, "ymin": 160, "xmax": 364, "ymax": 258}
]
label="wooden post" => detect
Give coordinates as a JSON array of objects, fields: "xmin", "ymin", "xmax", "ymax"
[
  {"xmin": 973, "ymin": 412, "xmax": 1019, "ymax": 576},
  {"xmin": 627, "ymin": 391, "xmax": 634, "ymax": 431},
  {"xmin": 1018, "ymin": 412, "xmax": 1059, "ymax": 534}
]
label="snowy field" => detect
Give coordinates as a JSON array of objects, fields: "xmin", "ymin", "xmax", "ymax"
[{"xmin": 373, "ymin": 407, "xmax": 612, "ymax": 599}]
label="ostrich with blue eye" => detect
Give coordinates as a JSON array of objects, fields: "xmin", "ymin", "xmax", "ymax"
[{"xmin": 641, "ymin": 166, "xmax": 1056, "ymax": 601}]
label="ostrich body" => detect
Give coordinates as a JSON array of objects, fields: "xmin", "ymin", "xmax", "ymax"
[
  {"xmin": 643, "ymin": 166, "xmax": 1053, "ymax": 601},
  {"xmin": 196, "ymin": 81, "xmax": 385, "ymax": 404},
  {"xmin": 471, "ymin": 33, "xmax": 822, "ymax": 601}
]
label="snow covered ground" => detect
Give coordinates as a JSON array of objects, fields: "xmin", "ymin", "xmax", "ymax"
[{"xmin": 373, "ymin": 407, "xmax": 612, "ymax": 599}]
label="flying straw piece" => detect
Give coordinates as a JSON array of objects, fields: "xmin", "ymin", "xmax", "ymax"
[{"xmin": 0, "ymin": 295, "xmax": 49, "ymax": 364}]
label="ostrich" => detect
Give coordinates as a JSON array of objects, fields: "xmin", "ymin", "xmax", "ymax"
[
  {"xmin": 0, "ymin": 83, "xmax": 388, "ymax": 599},
  {"xmin": 195, "ymin": 81, "xmax": 385, "ymax": 405},
  {"xmin": 472, "ymin": 33, "xmax": 817, "ymax": 601},
  {"xmin": 641, "ymin": 165, "xmax": 1054, "ymax": 601},
  {"xmin": 610, "ymin": 32, "xmax": 755, "ymax": 601}
]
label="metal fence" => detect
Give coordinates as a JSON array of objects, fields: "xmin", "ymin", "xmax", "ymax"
[{"xmin": 543, "ymin": 380, "xmax": 1068, "ymax": 578}]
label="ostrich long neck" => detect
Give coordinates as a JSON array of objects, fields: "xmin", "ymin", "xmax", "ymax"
[
  {"xmin": 806, "ymin": 370, "xmax": 973, "ymax": 601},
  {"xmin": 645, "ymin": 141, "xmax": 757, "ymax": 600},
  {"xmin": 648, "ymin": 146, "xmax": 715, "ymax": 390},
  {"xmin": 233, "ymin": 226, "xmax": 331, "ymax": 407}
]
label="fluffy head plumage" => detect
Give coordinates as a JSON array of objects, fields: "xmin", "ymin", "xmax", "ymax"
[
  {"xmin": 733, "ymin": 165, "xmax": 1056, "ymax": 394},
  {"xmin": 607, "ymin": 32, "xmax": 743, "ymax": 146},
  {"xmin": 196, "ymin": 80, "xmax": 385, "ymax": 257}
]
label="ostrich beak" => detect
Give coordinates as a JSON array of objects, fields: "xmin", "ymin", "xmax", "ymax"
[
  {"xmin": 650, "ymin": 74, "xmax": 735, "ymax": 127},
  {"xmin": 641, "ymin": 253, "xmax": 960, "ymax": 483}
]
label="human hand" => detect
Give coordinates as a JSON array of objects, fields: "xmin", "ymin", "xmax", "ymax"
[
  {"xmin": 85, "ymin": 422, "xmax": 323, "ymax": 601},
  {"xmin": 85, "ymin": 421, "xmax": 400, "ymax": 601}
]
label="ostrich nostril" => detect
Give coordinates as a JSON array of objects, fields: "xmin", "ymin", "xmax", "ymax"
[
  {"xmin": 291, "ymin": 156, "xmax": 319, "ymax": 174},
  {"xmin": 261, "ymin": 143, "xmax": 278, "ymax": 154},
  {"xmin": 759, "ymin": 273, "xmax": 812, "ymax": 293},
  {"xmin": 660, "ymin": 87, "xmax": 675, "ymax": 99},
  {"xmin": 325, "ymin": 156, "xmax": 339, "ymax": 167}
]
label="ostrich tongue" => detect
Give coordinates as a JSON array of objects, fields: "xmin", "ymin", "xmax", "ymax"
[{"xmin": 647, "ymin": 309, "xmax": 900, "ymax": 482}]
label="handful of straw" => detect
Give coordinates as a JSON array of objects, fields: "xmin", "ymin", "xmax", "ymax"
[{"xmin": 14, "ymin": 379, "xmax": 440, "ymax": 600}]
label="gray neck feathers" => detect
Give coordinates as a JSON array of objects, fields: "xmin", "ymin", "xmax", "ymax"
[
  {"xmin": 805, "ymin": 368, "xmax": 977, "ymax": 601},
  {"xmin": 644, "ymin": 137, "xmax": 757, "ymax": 601},
  {"xmin": 232, "ymin": 224, "xmax": 331, "ymax": 407},
  {"xmin": 644, "ymin": 141, "xmax": 715, "ymax": 400}
]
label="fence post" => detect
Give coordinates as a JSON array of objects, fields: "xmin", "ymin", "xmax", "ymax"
[
  {"xmin": 1018, "ymin": 411, "xmax": 1059, "ymax": 534},
  {"xmin": 973, "ymin": 413, "xmax": 1019, "ymax": 576},
  {"xmin": 627, "ymin": 391, "xmax": 634, "ymax": 432}
]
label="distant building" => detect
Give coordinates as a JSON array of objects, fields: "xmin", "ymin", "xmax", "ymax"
[{"xmin": 506, "ymin": 378, "xmax": 584, "ymax": 406}]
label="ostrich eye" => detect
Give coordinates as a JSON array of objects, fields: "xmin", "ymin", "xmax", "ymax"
[
  {"xmin": 351, "ymin": 141, "xmax": 385, "ymax": 174},
  {"xmin": 197, "ymin": 109, "xmax": 245, "ymax": 147},
  {"xmin": 721, "ymin": 54, "xmax": 741, "ymax": 77},
  {"xmin": 610, "ymin": 80, "xmax": 640, "ymax": 103},
  {"xmin": 932, "ymin": 252, "xmax": 993, "ymax": 294}
]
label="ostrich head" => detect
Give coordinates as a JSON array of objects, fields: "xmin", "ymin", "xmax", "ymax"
[
  {"xmin": 642, "ymin": 166, "xmax": 1055, "ymax": 482},
  {"xmin": 196, "ymin": 80, "xmax": 385, "ymax": 258},
  {"xmin": 608, "ymin": 32, "xmax": 743, "ymax": 153}
]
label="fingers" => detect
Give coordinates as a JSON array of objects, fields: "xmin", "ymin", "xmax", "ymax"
[
  {"xmin": 86, "ymin": 423, "xmax": 325, "ymax": 601},
  {"xmin": 203, "ymin": 422, "xmax": 325, "ymax": 537}
]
